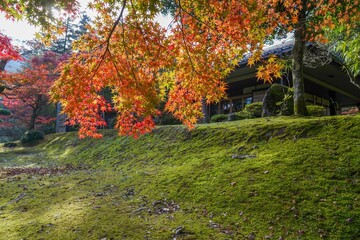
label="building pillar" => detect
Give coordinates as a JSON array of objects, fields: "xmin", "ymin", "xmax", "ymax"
[
  {"xmin": 201, "ymin": 98, "xmax": 210, "ymax": 123},
  {"xmin": 329, "ymin": 91, "xmax": 338, "ymax": 116}
]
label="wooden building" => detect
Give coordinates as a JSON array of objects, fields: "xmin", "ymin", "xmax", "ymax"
[{"xmin": 208, "ymin": 41, "xmax": 360, "ymax": 117}]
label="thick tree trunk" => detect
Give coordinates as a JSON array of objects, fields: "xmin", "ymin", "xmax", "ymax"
[{"xmin": 292, "ymin": 11, "xmax": 308, "ymax": 116}]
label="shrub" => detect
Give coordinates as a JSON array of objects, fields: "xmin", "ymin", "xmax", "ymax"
[
  {"xmin": 234, "ymin": 111, "xmax": 252, "ymax": 120},
  {"xmin": 39, "ymin": 122, "xmax": 56, "ymax": 134},
  {"xmin": 307, "ymin": 105, "xmax": 326, "ymax": 117},
  {"xmin": 228, "ymin": 113, "xmax": 238, "ymax": 121},
  {"xmin": 262, "ymin": 84, "xmax": 294, "ymax": 116},
  {"xmin": 280, "ymin": 89, "xmax": 294, "ymax": 116},
  {"xmin": 244, "ymin": 102, "xmax": 263, "ymax": 118},
  {"xmin": 0, "ymin": 108, "xmax": 11, "ymax": 116},
  {"xmin": 210, "ymin": 114, "xmax": 228, "ymax": 123},
  {"xmin": 0, "ymin": 126, "xmax": 26, "ymax": 143},
  {"xmin": 155, "ymin": 112, "xmax": 181, "ymax": 125},
  {"xmin": 20, "ymin": 130, "xmax": 45, "ymax": 144},
  {"xmin": 3, "ymin": 142, "xmax": 17, "ymax": 148}
]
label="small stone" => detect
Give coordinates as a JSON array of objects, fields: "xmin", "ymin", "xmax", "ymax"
[
  {"xmin": 174, "ymin": 226, "xmax": 183, "ymax": 236},
  {"xmin": 247, "ymin": 232, "xmax": 256, "ymax": 240},
  {"xmin": 264, "ymin": 170, "xmax": 269, "ymax": 174},
  {"xmin": 232, "ymin": 154, "xmax": 257, "ymax": 159},
  {"xmin": 209, "ymin": 220, "xmax": 220, "ymax": 229}
]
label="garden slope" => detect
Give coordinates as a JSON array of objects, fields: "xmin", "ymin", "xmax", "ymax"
[{"xmin": 0, "ymin": 116, "xmax": 359, "ymax": 239}]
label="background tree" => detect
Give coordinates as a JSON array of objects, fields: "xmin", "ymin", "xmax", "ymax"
[
  {"xmin": 0, "ymin": 32, "xmax": 22, "ymax": 93},
  {"xmin": 1, "ymin": 52, "xmax": 61, "ymax": 130},
  {"xmin": 329, "ymin": 22, "xmax": 360, "ymax": 89},
  {"xmin": 51, "ymin": 13, "xmax": 91, "ymax": 54}
]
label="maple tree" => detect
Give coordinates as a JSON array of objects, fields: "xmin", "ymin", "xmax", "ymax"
[
  {"xmin": 0, "ymin": 32, "xmax": 22, "ymax": 93},
  {"xmin": 1, "ymin": 0, "xmax": 359, "ymax": 138},
  {"xmin": 0, "ymin": 51, "xmax": 61, "ymax": 130}
]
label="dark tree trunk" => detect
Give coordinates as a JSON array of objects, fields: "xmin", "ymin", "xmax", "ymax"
[
  {"xmin": 0, "ymin": 60, "xmax": 9, "ymax": 94},
  {"xmin": 0, "ymin": 60, "xmax": 7, "ymax": 71},
  {"xmin": 28, "ymin": 95, "xmax": 43, "ymax": 130},
  {"xmin": 28, "ymin": 107, "xmax": 37, "ymax": 130},
  {"xmin": 292, "ymin": 9, "xmax": 308, "ymax": 116}
]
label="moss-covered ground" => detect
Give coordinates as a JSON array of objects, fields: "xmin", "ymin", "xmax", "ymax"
[{"xmin": 0, "ymin": 116, "xmax": 359, "ymax": 239}]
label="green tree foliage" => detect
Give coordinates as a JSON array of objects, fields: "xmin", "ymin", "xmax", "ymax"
[
  {"xmin": 330, "ymin": 24, "xmax": 360, "ymax": 89},
  {"xmin": 50, "ymin": 14, "xmax": 91, "ymax": 54}
]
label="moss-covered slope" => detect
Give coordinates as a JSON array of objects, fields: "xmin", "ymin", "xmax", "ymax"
[{"xmin": 0, "ymin": 116, "xmax": 359, "ymax": 239}]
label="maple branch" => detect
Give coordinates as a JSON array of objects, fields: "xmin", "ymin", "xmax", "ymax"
[
  {"xmin": 90, "ymin": 0, "xmax": 127, "ymax": 80},
  {"xmin": 119, "ymin": 7, "xmax": 139, "ymax": 84},
  {"xmin": 129, "ymin": 0, "xmax": 153, "ymax": 56},
  {"xmin": 178, "ymin": 0, "xmax": 198, "ymax": 77},
  {"xmin": 177, "ymin": 2, "xmax": 216, "ymax": 32},
  {"xmin": 0, "ymin": 84, "xmax": 12, "ymax": 93},
  {"xmin": 107, "ymin": 50, "xmax": 123, "ymax": 81}
]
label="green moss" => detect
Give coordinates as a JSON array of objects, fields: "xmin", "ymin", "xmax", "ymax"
[
  {"xmin": 1, "ymin": 115, "xmax": 359, "ymax": 239},
  {"xmin": 307, "ymin": 105, "xmax": 327, "ymax": 117}
]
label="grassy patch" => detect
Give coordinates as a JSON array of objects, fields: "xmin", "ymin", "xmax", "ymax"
[{"xmin": 0, "ymin": 115, "xmax": 359, "ymax": 239}]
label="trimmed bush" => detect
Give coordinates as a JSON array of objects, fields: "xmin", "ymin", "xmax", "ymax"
[
  {"xmin": 307, "ymin": 105, "xmax": 326, "ymax": 117},
  {"xmin": 210, "ymin": 114, "xmax": 228, "ymax": 123},
  {"xmin": 20, "ymin": 130, "xmax": 45, "ymax": 144},
  {"xmin": 244, "ymin": 102, "xmax": 263, "ymax": 118},
  {"xmin": 228, "ymin": 113, "xmax": 238, "ymax": 121},
  {"xmin": 234, "ymin": 111, "xmax": 252, "ymax": 120},
  {"xmin": 0, "ymin": 108, "xmax": 11, "ymax": 116}
]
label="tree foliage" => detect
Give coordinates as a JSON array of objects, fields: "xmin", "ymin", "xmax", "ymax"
[
  {"xmin": 0, "ymin": 32, "xmax": 21, "ymax": 62},
  {"xmin": 50, "ymin": 13, "xmax": 91, "ymax": 54},
  {"xmin": 0, "ymin": 52, "xmax": 62, "ymax": 130},
  {"xmin": 329, "ymin": 23, "xmax": 360, "ymax": 88}
]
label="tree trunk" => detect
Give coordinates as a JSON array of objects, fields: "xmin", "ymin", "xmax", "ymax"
[
  {"xmin": 292, "ymin": 10, "xmax": 308, "ymax": 116},
  {"xmin": 28, "ymin": 108, "xmax": 37, "ymax": 130},
  {"xmin": 0, "ymin": 60, "xmax": 7, "ymax": 71},
  {"xmin": 28, "ymin": 95, "xmax": 43, "ymax": 130}
]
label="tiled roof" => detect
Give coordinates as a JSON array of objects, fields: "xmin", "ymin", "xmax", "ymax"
[{"xmin": 239, "ymin": 40, "xmax": 343, "ymax": 65}]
